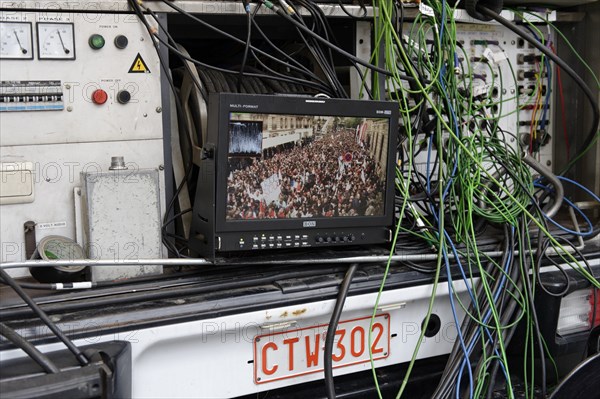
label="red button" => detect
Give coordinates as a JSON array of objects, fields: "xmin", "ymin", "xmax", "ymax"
[{"xmin": 92, "ymin": 89, "xmax": 108, "ymax": 105}]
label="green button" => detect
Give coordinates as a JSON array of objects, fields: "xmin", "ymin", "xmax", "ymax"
[{"xmin": 89, "ymin": 34, "xmax": 105, "ymax": 50}]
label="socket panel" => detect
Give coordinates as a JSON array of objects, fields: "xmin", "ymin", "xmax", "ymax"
[{"xmin": 405, "ymin": 23, "xmax": 555, "ymax": 178}]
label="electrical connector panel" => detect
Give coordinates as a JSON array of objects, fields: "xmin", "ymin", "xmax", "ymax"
[{"xmin": 407, "ymin": 23, "xmax": 555, "ymax": 175}]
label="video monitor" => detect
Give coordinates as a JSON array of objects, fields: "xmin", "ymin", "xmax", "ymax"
[{"xmin": 189, "ymin": 93, "xmax": 399, "ymax": 257}]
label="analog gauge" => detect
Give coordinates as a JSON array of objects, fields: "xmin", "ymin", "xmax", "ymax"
[
  {"xmin": 0, "ymin": 22, "xmax": 34, "ymax": 60},
  {"xmin": 37, "ymin": 22, "xmax": 75, "ymax": 60}
]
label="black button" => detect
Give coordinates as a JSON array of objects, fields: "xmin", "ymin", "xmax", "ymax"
[
  {"xmin": 117, "ymin": 90, "xmax": 131, "ymax": 104},
  {"xmin": 114, "ymin": 35, "xmax": 129, "ymax": 49}
]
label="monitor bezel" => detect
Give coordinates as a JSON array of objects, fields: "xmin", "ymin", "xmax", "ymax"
[{"xmin": 213, "ymin": 93, "xmax": 398, "ymax": 233}]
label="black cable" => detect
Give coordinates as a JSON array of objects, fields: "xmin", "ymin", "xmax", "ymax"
[
  {"xmin": 483, "ymin": 221, "xmax": 524, "ymax": 398},
  {"xmin": 1, "ymin": 266, "xmax": 351, "ymax": 319},
  {"xmin": 432, "ymin": 225, "xmax": 515, "ymax": 398},
  {"xmin": 529, "ymin": 278, "xmax": 548, "ymax": 397},
  {"xmin": 286, "ymin": 1, "xmax": 346, "ymax": 97},
  {"xmin": 238, "ymin": 0, "xmax": 253, "ymax": 92},
  {"xmin": 0, "ymin": 322, "xmax": 60, "ymax": 374},
  {"xmin": 337, "ymin": 0, "xmax": 367, "ymax": 19},
  {"xmin": 0, "ymin": 268, "xmax": 89, "ymax": 366},
  {"xmin": 248, "ymin": 8, "xmax": 331, "ymax": 87},
  {"xmin": 0, "ymin": 322, "xmax": 61, "ymax": 374},
  {"xmin": 158, "ymin": 35, "xmax": 331, "ymax": 93},
  {"xmin": 324, "ymin": 263, "xmax": 359, "ymax": 399},
  {"xmin": 256, "ymin": 0, "xmax": 418, "ymax": 83},
  {"xmin": 298, "ymin": 0, "xmax": 347, "ymax": 92},
  {"xmin": 536, "ymin": 238, "xmax": 571, "ymax": 297},
  {"xmin": 155, "ymin": 0, "xmax": 334, "ymax": 92},
  {"xmin": 477, "ymin": 5, "xmax": 600, "ymax": 175},
  {"xmin": 465, "ymin": 0, "xmax": 503, "ymax": 21}
]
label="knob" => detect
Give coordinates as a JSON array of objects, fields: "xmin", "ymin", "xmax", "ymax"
[
  {"xmin": 316, "ymin": 236, "xmax": 324, "ymax": 243},
  {"xmin": 117, "ymin": 90, "xmax": 131, "ymax": 104},
  {"xmin": 114, "ymin": 35, "xmax": 129, "ymax": 49}
]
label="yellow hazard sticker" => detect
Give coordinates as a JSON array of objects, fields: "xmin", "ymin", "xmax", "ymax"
[{"xmin": 129, "ymin": 53, "xmax": 150, "ymax": 73}]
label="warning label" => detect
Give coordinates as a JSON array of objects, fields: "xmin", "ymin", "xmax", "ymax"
[{"xmin": 128, "ymin": 53, "xmax": 150, "ymax": 73}]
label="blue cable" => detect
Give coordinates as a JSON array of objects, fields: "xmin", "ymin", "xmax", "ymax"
[
  {"xmin": 442, "ymin": 243, "xmax": 473, "ymax": 399},
  {"xmin": 436, "ymin": 3, "xmax": 475, "ymax": 396},
  {"xmin": 456, "ymin": 227, "xmax": 514, "ymax": 396},
  {"xmin": 557, "ymin": 176, "xmax": 600, "ymax": 203},
  {"xmin": 426, "ymin": 134, "xmax": 434, "ymax": 194},
  {"xmin": 440, "ymin": 230, "xmax": 474, "ymax": 399},
  {"xmin": 533, "ymin": 183, "xmax": 594, "ymax": 236}
]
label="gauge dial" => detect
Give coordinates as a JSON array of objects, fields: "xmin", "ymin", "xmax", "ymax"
[
  {"xmin": 0, "ymin": 22, "xmax": 34, "ymax": 60},
  {"xmin": 37, "ymin": 22, "xmax": 75, "ymax": 60}
]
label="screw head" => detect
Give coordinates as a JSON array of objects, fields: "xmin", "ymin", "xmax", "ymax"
[
  {"xmin": 156, "ymin": 106, "xmax": 162, "ymax": 113},
  {"xmin": 67, "ymin": 106, "xmax": 73, "ymax": 112},
  {"xmin": 546, "ymin": 160, "xmax": 552, "ymax": 166},
  {"xmin": 158, "ymin": 164, "xmax": 165, "ymax": 171}
]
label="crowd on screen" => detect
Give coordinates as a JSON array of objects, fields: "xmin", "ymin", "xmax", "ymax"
[{"xmin": 226, "ymin": 128, "xmax": 385, "ymax": 220}]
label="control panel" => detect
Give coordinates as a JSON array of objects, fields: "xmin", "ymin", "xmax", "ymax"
[
  {"xmin": 0, "ymin": 13, "xmax": 163, "ymax": 145},
  {"xmin": 217, "ymin": 227, "xmax": 390, "ymax": 252},
  {"xmin": 409, "ymin": 23, "xmax": 555, "ymax": 174},
  {"xmin": 0, "ymin": 11, "xmax": 167, "ymax": 278}
]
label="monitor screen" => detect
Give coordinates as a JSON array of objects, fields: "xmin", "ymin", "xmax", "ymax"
[{"xmin": 226, "ymin": 112, "xmax": 390, "ymax": 221}]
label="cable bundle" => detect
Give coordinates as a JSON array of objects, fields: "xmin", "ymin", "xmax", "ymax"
[
  {"xmin": 367, "ymin": 1, "xmax": 600, "ymax": 398},
  {"xmin": 194, "ymin": 66, "xmax": 317, "ymax": 95}
]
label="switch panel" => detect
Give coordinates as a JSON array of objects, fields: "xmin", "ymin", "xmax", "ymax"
[
  {"xmin": 0, "ymin": 12, "xmax": 163, "ymax": 146},
  {"xmin": 0, "ymin": 11, "xmax": 168, "ymax": 278}
]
